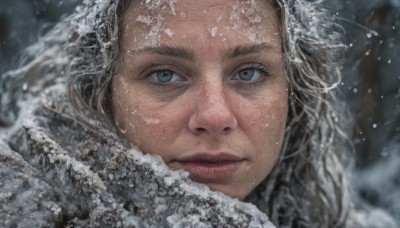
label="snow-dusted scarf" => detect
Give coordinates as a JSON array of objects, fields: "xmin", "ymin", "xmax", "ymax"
[{"xmin": 0, "ymin": 88, "xmax": 275, "ymax": 227}]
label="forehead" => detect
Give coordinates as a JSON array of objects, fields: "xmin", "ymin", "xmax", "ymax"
[{"xmin": 121, "ymin": 0, "xmax": 280, "ymax": 49}]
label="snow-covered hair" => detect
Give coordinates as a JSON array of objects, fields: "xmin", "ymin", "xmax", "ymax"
[
  {"xmin": 2, "ymin": 0, "xmax": 351, "ymax": 227},
  {"xmin": 247, "ymin": 1, "xmax": 352, "ymax": 227}
]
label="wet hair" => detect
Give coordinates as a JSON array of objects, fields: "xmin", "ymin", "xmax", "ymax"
[{"xmin": 4, "ymin": 0, "xmax": 351, "ymax": 227}]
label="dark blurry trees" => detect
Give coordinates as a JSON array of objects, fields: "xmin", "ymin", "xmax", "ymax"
[
  {"xmin": 335, "ymin": 0, "xmax": 400, "ymax": 167},
  {"xmin": 0, "ymin": 0, "xmax": 81, "ymax": 72},
  {"xmin": 332, "ymin": 0, "xmax": 400, "ymax": 221}
]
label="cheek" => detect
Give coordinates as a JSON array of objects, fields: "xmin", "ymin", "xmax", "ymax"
[
  {"xmin": 262, "ymin": 100, "xmax": 287, "ymax": 132},
  {"xmin": 241, "ymin": 92, "xmax": 288, "ymax": 151},
  {"xmin": 136, "ymin": 114, "xmax": 173, "ymax": 142},
  {"xmin": 111, "ymin": 79, "xmax": 131, "ymax": 132},
  {"xmin": 114, "ymin": 100, "xmax": 167, "ymax": 147},
  {"xmin": 111, "ymin": 76, "xmax": 141, "ymax": 139},
  {"xmin": 112, "ymin": 84, "xmax": 184, "ymax": 151},
  {"xmin": 112, "ymin": 75, "xmax": 192, "ymax": 154},
  {"xmin": 249, "ymin": 97, "xmax": 288, "ymax": 180}
]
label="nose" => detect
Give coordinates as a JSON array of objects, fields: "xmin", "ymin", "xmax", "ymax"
[{"xmin": 188, "ymin": 82, "xmax": 238, "ymax": 136}]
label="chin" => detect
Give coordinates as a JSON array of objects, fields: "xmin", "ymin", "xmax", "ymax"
[{"xmin": 202, "ymin": 182, "xmax": 253, "ymax": 200}]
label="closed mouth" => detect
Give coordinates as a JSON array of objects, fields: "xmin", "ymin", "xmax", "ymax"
[{"xmin": 173, "ymin": 152, "xmax": 245, "ymax": 181}]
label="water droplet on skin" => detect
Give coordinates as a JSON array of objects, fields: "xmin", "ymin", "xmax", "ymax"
[
  {"xmin": 373, "ymin": 124, "xmax": 377, "ymax": 129},
  {"xmin": 349, "ymin": 43, "xmax": 353, "ymax": 47},
  {"xmin": 388, "ymin": 59, "xmax": 391, "ymax": 64},
  {"xmin": 22, "ymin": 83, "xmax": 28, "ymax": 91},
  {"xmin": 353, "ymin": 88, "xmax": 358, "ymax": 93},
  {"xmin": 365, "ymin": 49, "xmax": 371, "ymax": 56}
]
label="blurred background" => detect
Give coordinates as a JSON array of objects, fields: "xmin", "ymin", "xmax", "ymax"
[{"xmin": 0, "ymin": 0, "xmax": 399, "ymax": 223}]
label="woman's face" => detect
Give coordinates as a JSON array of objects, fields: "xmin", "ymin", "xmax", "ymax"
[{"xmin": 112, "ymin": 0, "xmax": 288, "ymax": 199}]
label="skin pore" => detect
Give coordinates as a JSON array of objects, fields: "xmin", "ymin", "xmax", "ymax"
[{"xmin": 112, "ymin": 0, "xmax": 288, "ymax": 199}]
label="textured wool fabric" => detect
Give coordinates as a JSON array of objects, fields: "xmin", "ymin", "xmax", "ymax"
[{"xmin": 0, "ymin": 89, "xmax": 275, "ymax": 227}]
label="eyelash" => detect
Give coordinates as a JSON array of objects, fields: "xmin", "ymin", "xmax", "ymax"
[
  {"xmin": 140, "ymin": 62, "xmax": 272, "ymax": 87},
  {"xmin": 141, "ymin": 65, "xmax": 185, "ymax": 87},
  {"xmin": 234, "ymin": 63, "xmax": 272, "ymax": 87}
]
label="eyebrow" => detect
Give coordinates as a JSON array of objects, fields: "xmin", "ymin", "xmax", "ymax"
[
  {"xmin": 224, "ymin": 42, "xmax": 275, "ymax": 60},
  {"xmin": 128, "ymin": 45, "xmax": 195, "ymax": 61},
  {"xmin": 128, "ymin": 42, "xmax": 275, "ymax": 61}
]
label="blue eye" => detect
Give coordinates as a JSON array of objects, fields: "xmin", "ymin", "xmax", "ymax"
[
  {"xmin": 151, "ymin": 69, "xmax": 180, "ymax": 83},
  {"xmin": 236, "ymin": 68, "xmax": 262, "ymax": 82}
]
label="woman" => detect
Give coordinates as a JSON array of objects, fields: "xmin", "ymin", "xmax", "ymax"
[{"xmin": 0, "ymin": 0, "xmax": 386, "ymax": 227}]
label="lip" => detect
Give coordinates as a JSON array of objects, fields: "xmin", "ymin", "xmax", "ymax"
[{"xmin": 173, "ymin": 152, "xmax": 245, "ymax": 181}]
